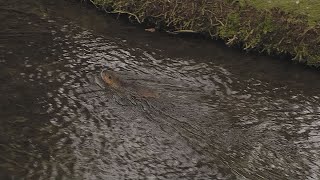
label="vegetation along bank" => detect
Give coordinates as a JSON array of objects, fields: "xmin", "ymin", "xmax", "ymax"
[{"xmin": 88, "ymin": 0, "xmax": 320, "ymax": 66}]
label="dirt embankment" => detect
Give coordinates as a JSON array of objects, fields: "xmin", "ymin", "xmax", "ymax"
[{"xmin": 89, "ymin": 0, "xmax": 320, "ymax": 66}]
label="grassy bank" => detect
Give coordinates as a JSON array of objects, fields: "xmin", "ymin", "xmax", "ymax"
[{"xmin": 89, "ymin": 0, "xmax": 320, "ymax": 66}]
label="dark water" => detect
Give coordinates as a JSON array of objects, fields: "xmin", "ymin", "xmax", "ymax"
[{"xmin": 1, "ymin": 0, "xmax": 320, "ymax": 179}]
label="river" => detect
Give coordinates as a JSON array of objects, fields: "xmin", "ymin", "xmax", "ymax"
[{"xmin": 1, "ymin": 0, "xmax": 320, "ymax": 179}]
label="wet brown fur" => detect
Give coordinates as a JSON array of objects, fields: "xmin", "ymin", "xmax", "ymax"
[{"xmin": 100, "ymin": 70, "xmax": 159, "ymax": 98}]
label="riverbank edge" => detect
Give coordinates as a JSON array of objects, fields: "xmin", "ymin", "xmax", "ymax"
[{"xmin": 88, "ymin": 0, "xmax": 320, "ymax": 66}]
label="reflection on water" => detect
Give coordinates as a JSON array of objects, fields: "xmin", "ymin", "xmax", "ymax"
[{"xmin": 1, "ymin": 0, "xmax": 320, "ymax": 179}]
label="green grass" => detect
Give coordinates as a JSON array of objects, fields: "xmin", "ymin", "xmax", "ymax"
[
  {"xmin": 88, "ymin": 0, "xmax": 320, "ymax": 66},
  {"xmin": 241, "ymin": 0, "xmax": 320, "ymax": 25}
]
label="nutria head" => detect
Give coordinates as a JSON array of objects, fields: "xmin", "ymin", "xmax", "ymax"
[{"xmin": 100, "ymin": 69, "xmax": 120, "ymax": 88}]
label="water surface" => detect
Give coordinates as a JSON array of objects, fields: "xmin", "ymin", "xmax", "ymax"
[{"xmin": 1, "ymin": 0, "xmax": 320, "ymax": 179}]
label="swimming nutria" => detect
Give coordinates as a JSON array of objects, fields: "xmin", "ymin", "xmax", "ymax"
[
  {"xmin": 100, "ymin": 69, "xmax": 159, "ymax": 98},
  {"xmin": 100, "ymin": 70, "xmax": 123, "ymax": 89}
]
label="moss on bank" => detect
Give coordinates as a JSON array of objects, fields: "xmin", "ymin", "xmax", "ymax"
[{"xmin": 89, "ymin": 0, "xmax": 320, "ymax": 66}]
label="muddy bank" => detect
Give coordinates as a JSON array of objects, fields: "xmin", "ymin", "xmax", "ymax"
[{"xmin": 89, "ymin": 0, "xmax": 320, "ymax": 66}]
